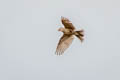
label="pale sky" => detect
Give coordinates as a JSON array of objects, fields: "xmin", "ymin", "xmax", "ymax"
[{"xmin": 0, "ymin": 0, "xmax": 120, "ymax": 80}]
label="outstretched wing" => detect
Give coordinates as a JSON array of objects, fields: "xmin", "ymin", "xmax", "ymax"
[
  {"xmin": 61, "ymin": 17, "xmax": 75, "ymax": 30},
  {"xmin": 55, "ymin": 34, "xmax": 74, "ymax": 55}
]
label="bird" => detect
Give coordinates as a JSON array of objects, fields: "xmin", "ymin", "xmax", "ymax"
[{"xmin": 55, "ymin": 16, "xmax": 84, "ymax": 55}]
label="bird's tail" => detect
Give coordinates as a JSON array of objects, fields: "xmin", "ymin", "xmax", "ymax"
[{"xmin": 74, "ymin": 29, "xmax": 84, "ymax": 42}]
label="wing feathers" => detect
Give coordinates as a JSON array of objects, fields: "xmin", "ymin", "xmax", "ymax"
[
  {"xmin": 61, "ymin": 17, "xmax": 75, "ymax": 30},
  {"xmin": 55, "ymin": 35, "xmax": 74, "ymax": 55}
]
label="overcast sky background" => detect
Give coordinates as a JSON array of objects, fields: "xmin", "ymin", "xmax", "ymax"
[{"xmin": 0, "ymin": 0, "xmax": 120, "ymax": 80}]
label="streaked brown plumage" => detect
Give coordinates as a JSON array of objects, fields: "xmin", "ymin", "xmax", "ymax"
[{"xmin": 55, "ymin": 16, "xmax": 84, "ymax": 55}]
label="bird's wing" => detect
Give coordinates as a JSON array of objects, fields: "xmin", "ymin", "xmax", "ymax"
[
  {"xmin": 55, "ymin": 34, "xmax": 74, "ymax": 55},
  {"xmin": 61, "ymin": 17, "xmax": 75, "ymax": 30}
]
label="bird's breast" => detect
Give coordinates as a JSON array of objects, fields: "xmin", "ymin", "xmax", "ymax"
[{"xmin": 63, "ymin": 29, "xmax": 74, "ymax": 35}]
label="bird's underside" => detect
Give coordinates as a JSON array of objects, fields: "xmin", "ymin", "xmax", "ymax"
[{"xmin": 55, "ymin": 16, "xmax": 84, "ymax": 55}]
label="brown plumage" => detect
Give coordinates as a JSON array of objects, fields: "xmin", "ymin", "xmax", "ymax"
[{"xmin": 55, "ymin": 16, "xmax": 84, "ymax": 55}]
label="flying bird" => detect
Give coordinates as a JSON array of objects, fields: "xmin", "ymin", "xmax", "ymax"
[{"xmin": 55, "ymin": 16, "xmax": 84, "ymax": 55}]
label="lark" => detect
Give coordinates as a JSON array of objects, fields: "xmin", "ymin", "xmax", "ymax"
[{"xmin": 55, "ymin": 17, "xmax": 84, "ymax": 55}]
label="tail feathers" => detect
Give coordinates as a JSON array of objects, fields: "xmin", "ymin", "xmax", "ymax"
[{"xmin": 75, "ymin": 29, "xmax": 84, "ymax": 42}]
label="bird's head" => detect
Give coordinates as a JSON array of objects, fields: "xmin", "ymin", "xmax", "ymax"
[{"xmin": 58, "ymin": 27, "xmax": 64, "ymax": 32}]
